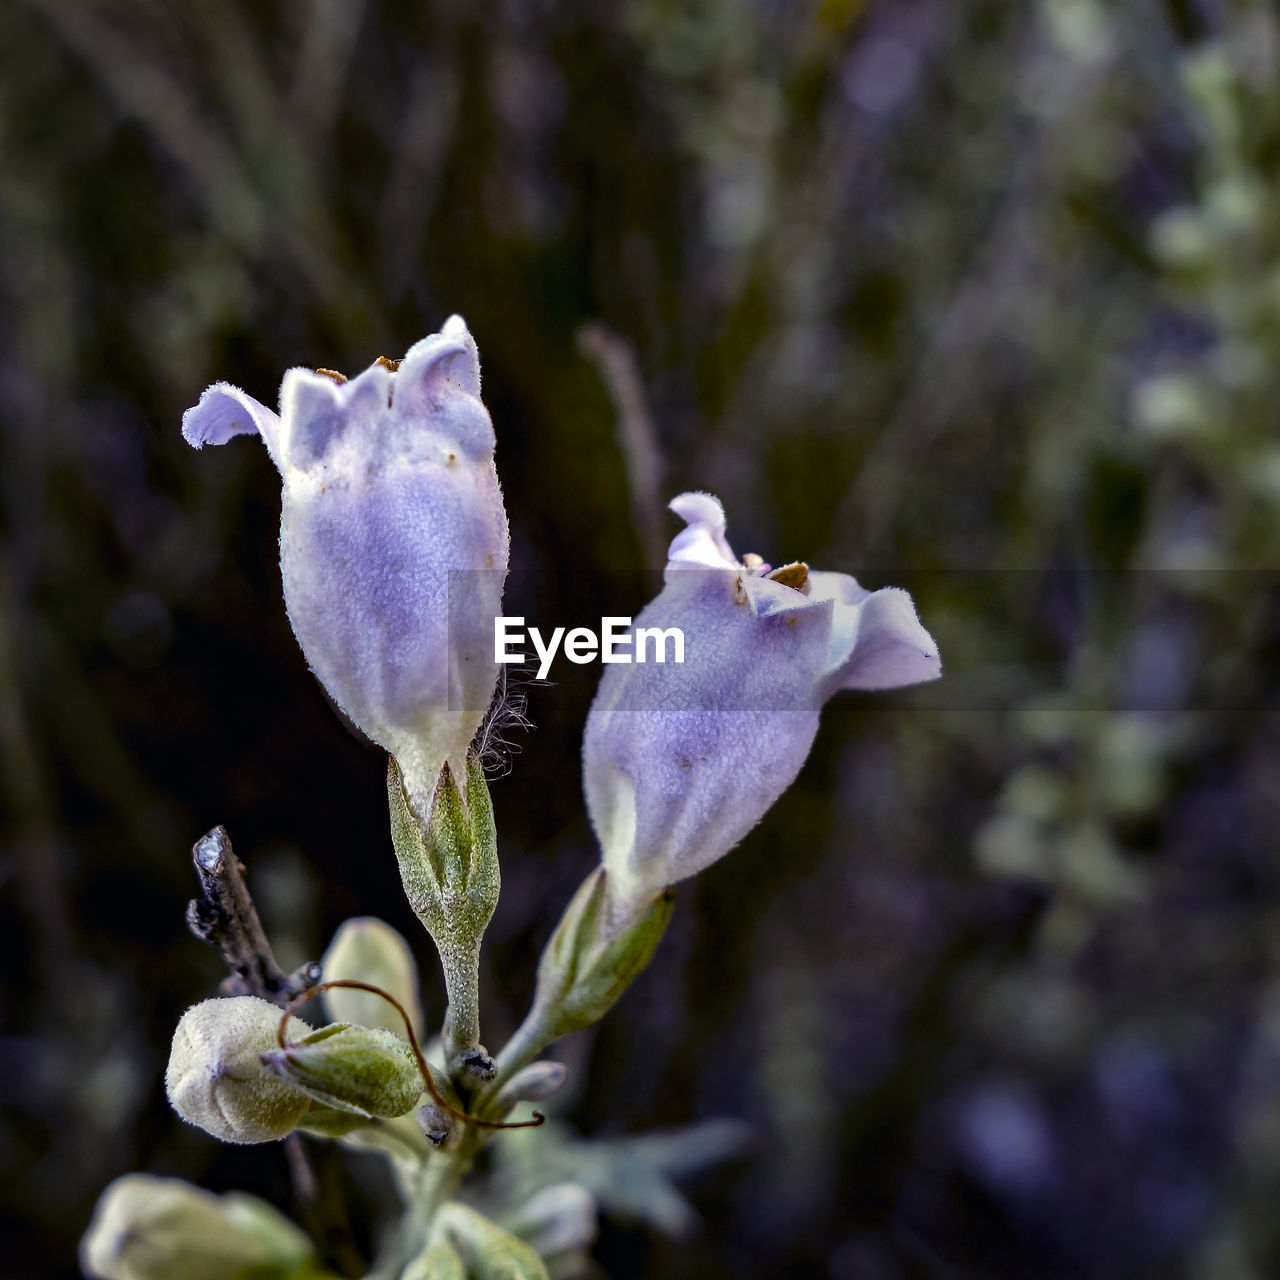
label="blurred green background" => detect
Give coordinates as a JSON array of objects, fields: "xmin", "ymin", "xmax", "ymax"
[{"xmin": 6, "ymin": 0, "xmax": 1280, "ymax": 1276}]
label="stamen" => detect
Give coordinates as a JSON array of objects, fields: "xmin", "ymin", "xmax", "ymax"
[
  {"xmin": 768, "ymin": 562, "xmax": 810, "ymax": 593},
  {"xmin": 315, "ymin": 368, "xmax": 348, "ymax": 385}
]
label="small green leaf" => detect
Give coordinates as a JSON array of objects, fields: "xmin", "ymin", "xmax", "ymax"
[{"xmin": 439, "ymin": 1202, "xmax": 550, "ymax": 1279}]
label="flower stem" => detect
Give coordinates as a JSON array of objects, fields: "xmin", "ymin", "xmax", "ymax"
[
  {"xmin": 365, "ymin": 1147, "xmax": 469, "ymax": 1279},
  {"xmin": 488, "ymin": 1010, "xmax": 556, "ymax": 1099},
  {"xmin": 438, "ymin": 937, "xmax": 482, "ymax": 1064}
]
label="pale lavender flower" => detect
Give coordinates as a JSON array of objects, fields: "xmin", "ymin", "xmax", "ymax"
[
  {"xmin": 584, "ymin": 492, "xmax": 940, "ymax": 908},
  {"xmin": 182, "ymin": 317, "xmax": 508, "ymax": 809}
]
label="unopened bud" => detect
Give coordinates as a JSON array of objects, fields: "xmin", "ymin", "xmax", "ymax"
[
  {"xmin": 456, "ymin": 1045, "xmax": 498, "ymax": 1081},
  {"xmin": 79, "ymin": 1173, "xmax": 319, "ymax": 1280},
  {"xmin": 417, "ymin": 1101, "xmax": 454, "ymax": 1147},
  {"xmin": 165, "ymin": 997, "xmax": 311, "ymax": 1144},
  {"xmin": 260, "ymin": 1023, "xmax": 423, "ymax": 1119},
  {"xmin": 494, "ymin": 1061, "xmax": 568, "ymax": 1110},
  {"xmin": 322, "ymin": 917, "xmax": 424, "ymax": 1040}
]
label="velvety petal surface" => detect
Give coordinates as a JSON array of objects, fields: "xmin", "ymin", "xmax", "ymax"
[
  {"xmin": 666, "ymin": 492, "xmax": 741, "ymax": 572},
  {"xmin": 584, "ymin": 492, "xmax": 941, "ymax": 910},
  {"xmin": 584, "ymin": 567, "xmax": 831, "ymax": 904},
  {"xmin": 180, "ymin": 382, "xmax": 284, "ymax": 467},
  {"xmin": 822, "ymin": 584, "xmax": 941, "ymax": 694},
  {"xmin": 182, "ymin": 317, "xmax": 508, "ymax": 810}
]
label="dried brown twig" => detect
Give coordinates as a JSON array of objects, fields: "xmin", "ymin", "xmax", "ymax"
[{"xmin": 186, "ymin": 825, "xmax": 322, "ymax": 1005}]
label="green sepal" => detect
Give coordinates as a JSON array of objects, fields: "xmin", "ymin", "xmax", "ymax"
[
  {"xmin": 260, "ymin": 1023, "xmax": 423, "ymax": 1119},
  {"xmin": 388, "ymin": 754, "xmax": 500, "ymax": 943},
  {"xmin": 532, "ymin": 868, "xmax": 674, "ymax": 1039},
  {"xmin": 388, "ymin": 754, "xmax": 500, "ymax": 1063}
]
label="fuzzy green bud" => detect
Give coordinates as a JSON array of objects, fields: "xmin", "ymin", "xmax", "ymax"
[
  {"xmin": 79, "ymin": 1173, "xmax": 327, "ymax": 1280},
  {"xmin": 439, "ymin": 1202, "xmax": 550, "ymax": 1280},
  {"xmin": 493, "ymin": 1060, "xmax": 568, "ymax": 1110},
  {"xmin": 417, "ymin": 1101, "xmax": 454, "ymax": 1146},
  {"xmin": 165, "ymin": 997, "xmax": 311, "ymax": 1144},
  {"xmin": 260, "ymin": 1023, "xmax": 423, "ymax": 1119},
  {"xmin": 529, "ymin": 868, "xmax": 673, "ymax": 1040},
  {"xmin": 321, "ymin": 916, "xmax": 424, "ymax": 1040},
  {"xmin": 389, "ymin": 753, "xmax": 500, "ymax": 1065}
]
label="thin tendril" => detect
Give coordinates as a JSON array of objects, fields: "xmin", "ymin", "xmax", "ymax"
[{"xmin": 277, "ymin": 979, "xmax": 544, "ymax": 1131}]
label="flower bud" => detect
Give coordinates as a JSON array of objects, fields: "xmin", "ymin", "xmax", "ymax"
[
  {"xmin": 79, "ymin": 1173, "xmax": 320, "ymax": 1280},
  {"xmin": 417, "ymin": 1101, "xmax": 454, "ymax": 1147},
  {"xmin": 181, "ymin": 316, "xmax": 509, "ymax": 811},
  {"xmin": 584, "ymin": 492, "xmax": 940, "ymax": 910},
  {"xmin": 389, "ymin": 752, "xmax": 500, "ymax": 1063},
  {"xmin": 321, "ymin": 916, "xmax": 424, "ymax": 1041},
  {"xmin": 165, "ymin": 997, "xmax": 311, "ymax": 1144},
  {"xmin": 439, "ymin": 1202, "xmax": 550, "ymax": 1279},
  {"xmin": 494, "ymin": 1060, "xmax": 569, "ymax": 1108},
  {"xmin": 527, "ymin": 868, "xmax": 673, "ymax": 1041},
  {"xmin": 260, "ymin": 1023, "xmax": 423, "ymax": 1119}
]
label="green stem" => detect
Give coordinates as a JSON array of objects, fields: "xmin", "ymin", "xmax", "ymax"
[
  {"xmin": 366, "ymin": 1147, "xmax": 470, "ymax": 1279},
  {"xmin": 438, "ymin": 936, "xmax": 482, "ymax": 1064},
  {"xmin": 487, "ymin": 1009, "xmax": 556, "ymax": 1101}
]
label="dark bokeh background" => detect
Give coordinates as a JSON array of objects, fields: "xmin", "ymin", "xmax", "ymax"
[{"xmin": 6, "ymin": 1, "xmax": 1280, "ymax": 1276}]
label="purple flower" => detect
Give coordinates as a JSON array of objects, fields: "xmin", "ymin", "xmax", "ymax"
[
  {"xmin": 583, "ymin": 492, "xmax": 940, "ymax": 907},
  {"xmin": 182, "ymin": 317, "xmax": 508, "ymax": 809}
]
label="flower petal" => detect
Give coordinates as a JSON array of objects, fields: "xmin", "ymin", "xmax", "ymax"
[
  {"xmin": 392, "ymin": 318, "xmax": 495, "ymax": 466},
  {"xmin": 584, "ymin": 568, "xmax": 831, "ymax": 902},
  {"xmin": 181, "ymin": 382, "xmax": 283, "ymax": 467},
  {"xmin": 278, "ymin": 364, "xmax": 392, "ymax": 472},
  {"xmin": 398, "ymin": 325, "xmax": 480, "ymax": 401},
  {"xmin": 825, "ymin": 585, "xmax": 941, "ymax": 692},
  {"xmin": 808, "ymin": 570, "xmax": 871, "ymax": 672},
  {"xmin": 666, "ymin": 491, "xmax": 740, "ymax": 572}
]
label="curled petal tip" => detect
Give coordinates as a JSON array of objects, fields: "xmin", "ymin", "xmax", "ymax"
[
  {"xmin": 181, "ymin": 382, "xmax": 281, "ymax": 455},
  {"xmin": 834, "ymin": 587, "xmax": 942, "ymax": 691},
  {"xmin": 400, "ymin": 325, "xmax": 482, "ymax": 401},
  {"xmin": 668, "ymin": 491, "xmax": 726, "ymax": 530},
  {"xmin": 666, "ymin": 491, "xmax": 739, "ymax": 572}
]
